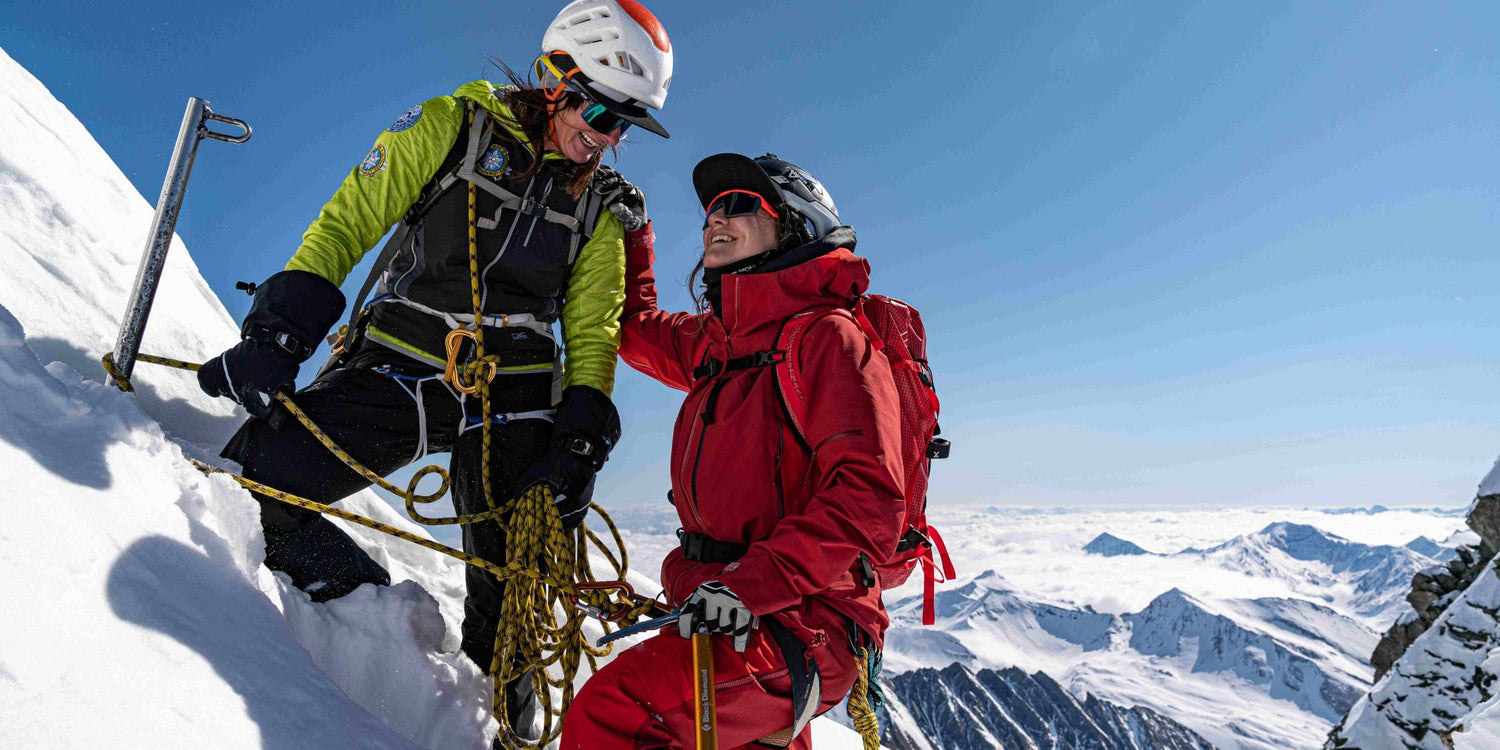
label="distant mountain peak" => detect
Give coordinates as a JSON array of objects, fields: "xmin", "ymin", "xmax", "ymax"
[
  {"xmin": 1083, "ymin": 532, "xmax": 1150, "ymax": 556},
  {"xmin": 1404, "ymin": 536, "xmax": 1451, "ymax": 560},
  {"xmin": 1150, "ymin": 587, "xmax": 1198, "ymax": 606},
  {"xmin": 1257, "ymin": 521, "xmax": 1339, "ymax": 540},
  {"xmin": 1125, "ymin": 588, "xmax": 1366, "ymax": 722}
]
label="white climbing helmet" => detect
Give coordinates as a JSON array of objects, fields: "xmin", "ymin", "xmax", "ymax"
[{"xmin": 541, "ymin": 0, "xmax": 672, "ymax": 119}]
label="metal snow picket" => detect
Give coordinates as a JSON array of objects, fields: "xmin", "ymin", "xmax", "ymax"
[{"xmin": 105, "ymin": 97, "xmax": 251, "ymax": 387}]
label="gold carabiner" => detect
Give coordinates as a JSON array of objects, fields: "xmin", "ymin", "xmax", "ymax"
[{"xmin": 444, "ymin": 327, "xmax": 495, "ymax": 395}]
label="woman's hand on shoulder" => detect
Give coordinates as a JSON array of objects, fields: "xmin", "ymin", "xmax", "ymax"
[{"xmin": 594, "ymin": 164, "xmax": 648, "ymax": 232}]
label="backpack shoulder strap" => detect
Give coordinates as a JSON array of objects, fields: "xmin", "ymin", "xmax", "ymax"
[
  {"xmin": 340, "ymin": 100, "xmax": 483, "ymax": 338},
  {"xmin": 772, "ymin": 305, "xmax": 856, "ymax": 445}
]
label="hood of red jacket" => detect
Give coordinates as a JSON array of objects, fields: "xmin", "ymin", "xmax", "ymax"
[{"xmin": 714, "ymin": 227, "xmax": 870, "ymax": 340}]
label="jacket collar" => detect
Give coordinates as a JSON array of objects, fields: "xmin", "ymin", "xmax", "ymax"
[
  {"xmin": 715, "ymin": 227, "xmax": 869, "ymax": 341},
  {"xmin": 453, "ymin": 80, "xmax": 569, "ymax": 162}
]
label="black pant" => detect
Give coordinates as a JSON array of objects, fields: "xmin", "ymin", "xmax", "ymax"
[{"xmin": 222, "ymin": 358, "xmax": 553, "ymax": 671}]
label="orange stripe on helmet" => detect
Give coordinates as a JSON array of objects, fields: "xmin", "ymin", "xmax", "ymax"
[{"xmin": 617, "ymin": 0, "xmax": 670, "ymax": 52}]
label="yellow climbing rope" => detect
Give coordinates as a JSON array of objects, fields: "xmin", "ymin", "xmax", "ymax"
[
  {"xmin": 103, "ymin": 348, "xmax": 656, "ymax": 748},
  {"xmin": 101, "ymin": 106, "xmax": 650, "ymax": 746},
  {"xmin": 847, "ymin": 647, "xmax": 883, "ymax": 750}
]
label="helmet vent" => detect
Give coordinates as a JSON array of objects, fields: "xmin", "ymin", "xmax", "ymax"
[{"xmin": 560, "ymin": 10, "xmax": 594, "ymax": 29}]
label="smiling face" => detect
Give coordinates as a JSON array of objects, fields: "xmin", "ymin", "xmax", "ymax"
[
  {"xmin": 702, "ymin": 202, "xmax": 780, "ymax": 268},
  {"xmin": 548, "ymin": 101, "xmax": 622, "ymax": 163}
]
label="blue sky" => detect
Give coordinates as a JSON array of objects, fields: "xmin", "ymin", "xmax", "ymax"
[{"xmin": 5, "ymin": 1, "xmax": 1500, "ymax": 517}]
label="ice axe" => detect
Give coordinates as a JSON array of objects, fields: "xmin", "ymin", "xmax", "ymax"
[
  {"xmin": 693, "ymin": 627, "xmax": 718, "ymax": 750},
  {"xmin": 107, "ymin": 97, "xmax": 251, "ymax": 387}
]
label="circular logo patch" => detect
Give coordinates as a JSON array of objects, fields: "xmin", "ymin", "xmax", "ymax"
[
  {"xmin": 477, "ymin": 147, "xmax": 509, "ymax": 177},
  {"xmin": 358, "ymin": 145, "xmax": 387, "ymax": 177},
  {"xmin": 387, "ymin": 104, "xmax": 422, "ymax": 133}
]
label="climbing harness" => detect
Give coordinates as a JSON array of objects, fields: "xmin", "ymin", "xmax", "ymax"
[
  {"xmin": 105, "ymin": 353, "xmax": 658, "ymax": 748},
  {"xmin": 100, "ymin": 106, "xmax": 654, "ymax": 748}
]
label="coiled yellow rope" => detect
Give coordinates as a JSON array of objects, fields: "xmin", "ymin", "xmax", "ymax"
[
  {"xmin": 99, "ymin": 105, "xmax": 648, "ymax": 747},
  {"xmin": 848, "ymin": 647, "xmax": 883, "ymax": 750},
  {"xmin": 102, "ymin": 349, "xmax": 655, "ymax": 748}
]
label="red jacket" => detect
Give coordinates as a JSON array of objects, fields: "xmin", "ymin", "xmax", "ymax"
[{"xmin": 620, "ymin": 225, "xmax": 905, "ymax": 649}]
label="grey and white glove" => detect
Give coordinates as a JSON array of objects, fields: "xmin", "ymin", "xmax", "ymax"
[
  {"xmin": 678, "ymin": 580, "xmax": 757, "ymax": 652},
  {"xmin": 594, "ymin": 165, "xmax": 647, "ymax": 232}
]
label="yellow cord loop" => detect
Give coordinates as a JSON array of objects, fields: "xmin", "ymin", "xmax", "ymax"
[{"xmin": 848, "ymin": 648, "xmax": 882, "ymax": 750}]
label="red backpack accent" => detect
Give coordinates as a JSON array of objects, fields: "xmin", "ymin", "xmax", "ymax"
[{"xmin": 774, "ymin": 295, "xmax": 955, "ymax": 625}]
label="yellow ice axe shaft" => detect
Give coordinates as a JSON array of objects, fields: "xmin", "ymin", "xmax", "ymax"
[{"xmin": 693, "ymin": 631, "xmax": 718, "ymax": 750}]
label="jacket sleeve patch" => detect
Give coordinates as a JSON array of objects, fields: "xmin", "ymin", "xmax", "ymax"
[
  {"xmin": 358, "ymin": 144, "xmax": 388, "ymax": 177},
  {"xmin": 386, "ymin": 103, "xmax": 423, "ymax": 132},
  {"xmin": 477, "ymin": 146, "xmax": 510, "ymax": 177}
]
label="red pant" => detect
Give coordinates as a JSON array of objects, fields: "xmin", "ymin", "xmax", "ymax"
[{"xmin": 560, "ymin": 627, "xmax": 857, "ymax": 749}]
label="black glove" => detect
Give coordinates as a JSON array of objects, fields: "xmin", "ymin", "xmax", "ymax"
[
  {"xmin": 515, "ymin": 386, "xmax": 621, "ymax": 530},
  {"xmin": 198, "ymin": 270, "xmax": 345, "ymax": 419},
  {"xmin": 593, "ymin": 164, "xmax": 647, "ymax": 232},
  {"xmin": 678, "ymin": 580, "xmax": 757, "ymax": 653}
]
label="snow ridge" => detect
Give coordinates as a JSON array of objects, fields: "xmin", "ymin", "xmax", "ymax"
[
  {"xmin": 1125, "ymin": 588, "xmax": 1363, "ymax": 721},
  {"xmin": 1187, "ymin": 521, "xmax": 1431, "ymax": 624}
]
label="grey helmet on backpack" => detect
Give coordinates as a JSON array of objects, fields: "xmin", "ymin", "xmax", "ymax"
[{"xmin": 692, "ymin": 152, "xmax": 842, "ymax": 250}]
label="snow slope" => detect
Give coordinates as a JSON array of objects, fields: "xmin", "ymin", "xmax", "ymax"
[
  {"xmin": 0, "ymin": 47, "xmax": 241, "ymax": 449},
  {"xmin": 0, "ymin": 46, "xmax": 864, "ymax": 749}
]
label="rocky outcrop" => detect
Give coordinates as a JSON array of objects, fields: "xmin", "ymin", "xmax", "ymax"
[
  {"xmin": 1325, "ymin": 558, "xmax": 1500, "ymax": 748},
  {"xmin": 1468, "ymin": 494, "xmax": 1500, "ymax": 559},
  {"xmin": 1368, "ymin": 496, "xmax": 1500, "ymax": 679},
  {"xmin": 1327, "ymin": 491, "xmax": 1500, "ymax": 748}
]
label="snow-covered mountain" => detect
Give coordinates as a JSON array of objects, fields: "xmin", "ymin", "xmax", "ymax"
[
  {"xmin": 0, "ymin": 45, "xmax": 868, "ymax": 749},
  {"xmin": 1124, "ymin": 589, "xmax": 1362, "ymax": 721},
  {"xmin": 882, "ymin": 571, "xmax": 1114, "ymax": 677},
  {"xmin": 880, "ymin": 664, "xmax": 1214, "ymax": 750},
  {"xmin": 1183, "ymin": 522, "xmax": 1431, "ymax": 625},
  {"xmin": 878, "ymin": 569, "xmax": 1376, "ymax": 749},
  {"xmin": 1405, "ymin": 535, "xmax": 1458, "ymax": 561},
  {"xmin": 1084, "ymin": 532, "xmax": 1152, "ymax": 556}
]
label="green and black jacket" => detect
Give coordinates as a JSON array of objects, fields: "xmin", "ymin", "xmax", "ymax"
[{"xmin": 285, "ymin": 81, "xmax": 626, "ymax": 396}]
